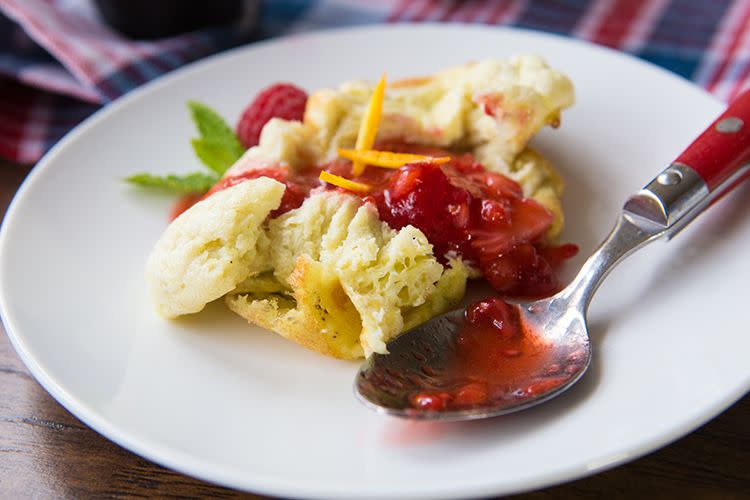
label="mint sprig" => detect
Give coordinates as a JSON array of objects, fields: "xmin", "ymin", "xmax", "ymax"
[
  {"xmin": 191, "ymin": 138, "xmax": 243, "ymax": 176},
  {"xmin": 125, "ymin": 101, "xmax": 246, "ymax": 194},
  {"xmin": 187, "ymin": 101, "xmax": 245, "ymax": 175},
  {"xmin": 125, "ymin": 172, "xmax": 218, "ymax": 193}
]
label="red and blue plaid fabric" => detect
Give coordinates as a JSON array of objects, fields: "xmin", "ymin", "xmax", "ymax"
[{"xmin": 1, "ymin": 0, "xmax": 748, "ymax": 164}]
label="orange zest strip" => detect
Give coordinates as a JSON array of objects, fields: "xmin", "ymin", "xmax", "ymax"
[
  {"xmin": 338, "ymin": 148, "xmax": 450, "ymax": 168},
  {"xmin": 352, "ymin": 73, "xmax": 387, "ymax": 177},
  {"xmin": 319, "ymin": 171, "xmax": 371, "ymax": 193}
]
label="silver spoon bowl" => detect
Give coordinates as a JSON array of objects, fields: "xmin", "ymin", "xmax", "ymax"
[{"xmin": 356, "ymin": 94, "xmax": 750, "ymax": 421}]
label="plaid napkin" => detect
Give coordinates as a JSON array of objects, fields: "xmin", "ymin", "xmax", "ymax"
[{"xmin": 1, "ymin": 0, "xmax": 748, "ymax": 164}]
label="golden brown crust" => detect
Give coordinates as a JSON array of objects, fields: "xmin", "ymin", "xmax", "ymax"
[{"xmin": 226, "ymin": 256, "xmax": 365, "ymax": 359}]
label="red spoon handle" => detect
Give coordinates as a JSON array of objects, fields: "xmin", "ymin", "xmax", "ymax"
[{"xmin": 675, "ymin": 88, "xmax": 750, "ymax": 191}]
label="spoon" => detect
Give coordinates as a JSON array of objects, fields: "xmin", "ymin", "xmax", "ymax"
[{"xmin": 355, "ymin": 88, "xmax": 750, "ymax": 421}]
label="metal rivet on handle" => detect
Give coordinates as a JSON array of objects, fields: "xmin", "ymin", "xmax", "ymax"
[
  {"xmin": 716, "ymin": 117, "xmax": 743, "ymax": 133},
  {"xmin": 657, "ymin": 168, "xmax": 683, "ymax": 186}
]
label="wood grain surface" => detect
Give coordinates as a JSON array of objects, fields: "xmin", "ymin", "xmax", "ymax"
[{"xmin": 1, "ymin": 160, "xmax": 748, "ymax": 499}]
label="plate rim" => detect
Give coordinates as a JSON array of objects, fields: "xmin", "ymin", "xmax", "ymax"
[{"xmin": 1, "ymin": 23, "xmax": 744, "ymax": 500}]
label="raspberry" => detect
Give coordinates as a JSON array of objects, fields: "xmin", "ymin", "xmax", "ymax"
[{"xmin": 236, "ymin": 83, "xmax": 308, "ymax": 148}]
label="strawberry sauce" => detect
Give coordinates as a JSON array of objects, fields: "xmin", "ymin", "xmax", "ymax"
[
  {"xmin": 409, "ymin": 298, "xmax": 568, "ymax": 412},
  {"xmin": 171, "ymin": 147, "xmax": 577, "ymax": 297},
  {"xmin": 357, "ymin": 296, "xmax": 588, "ymax": 413}
]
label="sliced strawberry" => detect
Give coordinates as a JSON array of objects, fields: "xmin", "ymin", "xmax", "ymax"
[
  {"xmin": 512, "ymin": 198, "xmax": 554, "ymax": 243},
  {"xmin": 478, "ymin": 199, "xmax": 511, "ymax": 225},
  {"xmin": 539, "ymin": 243, "xmax": 579, "ymax": 272},
  {"xmin": 388, "ymin": 163, "xmax": 426, "ymax": 199},
  {"xmin": 480, "ymin": 243, "xmax": 559, "ymax": 297},
  {"xmin": 443, "ymin": 154, "xmax": 523, "ymax": 199},
  {"xmin": 378, "ymin": 163, "xmax": 473, "ymax": 260},
  {"xmin": 470, "ymin": 198, "xmax": 552, "ymax": 259},
  {"xmin": 483, "ymin": 171, "xmax": 524, "ymax": 199},
  {"xmin": 464, "ymin": 297, "xmax": 522, "ymax": 339}
]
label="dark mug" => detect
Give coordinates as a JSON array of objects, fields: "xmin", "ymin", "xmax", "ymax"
[{"xmin": 93, "ymin": 0, "xmax": 262, "ymax": 39}]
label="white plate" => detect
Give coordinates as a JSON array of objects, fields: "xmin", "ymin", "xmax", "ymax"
[{"xmin": 1, "ymin": 24, "xmax": 748, "ymax": 499}]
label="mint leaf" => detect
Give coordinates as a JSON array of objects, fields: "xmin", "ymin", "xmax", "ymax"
[
  {"xmin": 125, "ymin": 172, "xmax": 218, "ymax": 193},
  {"xmin": 125, "ymin": 101, "xmax": 244, "ymax": 198},
  {"xmin": 187, "ymin": 100, "xmax": 244, "ymax": 174},
  {"xmin": 191, "ymin": 138, "xmax": 243, "ymax": 176}
]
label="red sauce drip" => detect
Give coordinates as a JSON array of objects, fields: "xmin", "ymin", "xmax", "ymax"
[
  {"xmin": 169, "ymin": 192, "xmax": 204, "ymax": 221},
  {"xmin": 170, "ymin": 166, "xmax": 323, "ymax": 221},
  {"xmin": 408, "ymin": 298, "xmax": 578, "ymax": 411},
  {"xmin": 206, "ymin": 165, "xmax": 323, "ymax": 218},
  {"xmin": 169, "ymin": 145, "xmax": 577, "ymax": 296}
]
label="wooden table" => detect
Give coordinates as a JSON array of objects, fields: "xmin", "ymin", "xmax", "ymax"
[{"xmin": 1, "ymin": 159, "xmax": 748, "ymax": 498}]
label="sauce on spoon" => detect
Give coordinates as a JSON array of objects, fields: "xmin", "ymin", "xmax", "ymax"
[{"xmin": 408, "ymin": 298, "xmax": 583, "ymax": 412}]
